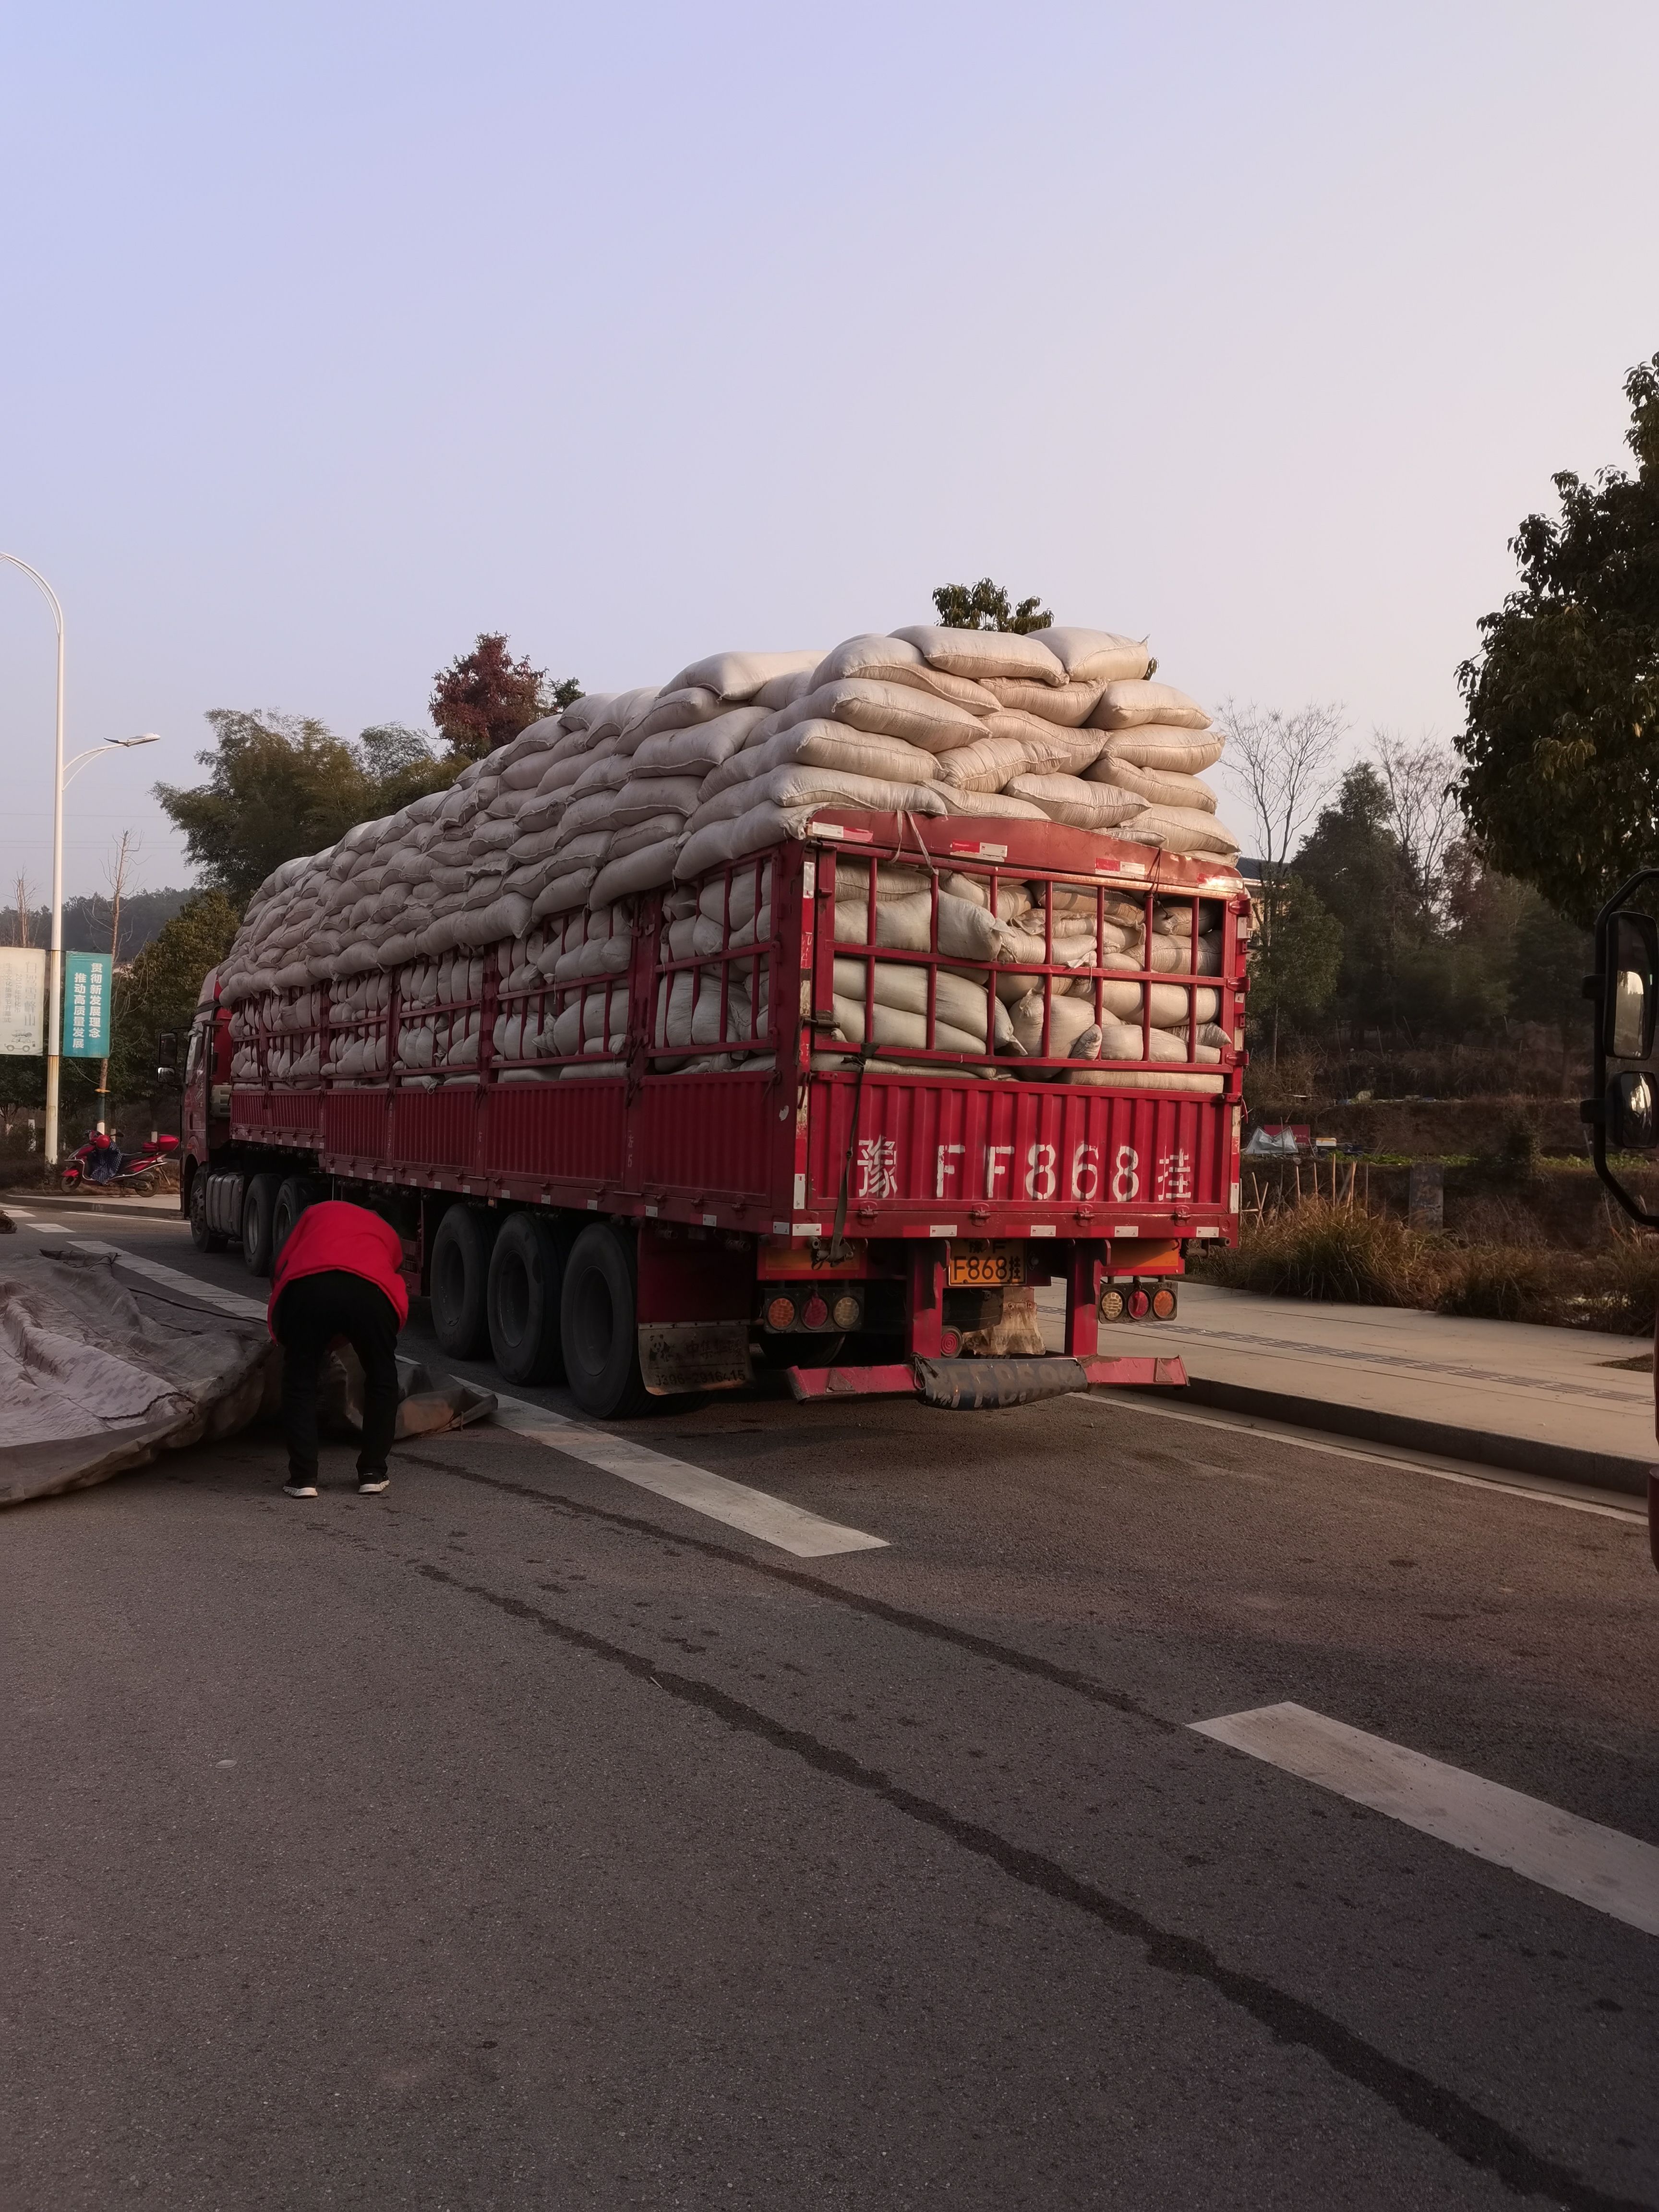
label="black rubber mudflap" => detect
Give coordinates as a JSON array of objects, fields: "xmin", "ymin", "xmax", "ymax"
[{"xmin": 914, "ymin": 1356, "xmax": 1089, "ymax": 1409}]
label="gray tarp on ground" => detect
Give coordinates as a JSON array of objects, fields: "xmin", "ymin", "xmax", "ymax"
[{"xmin": 0, "ymin": 1241, "xmax": 277, "ymax": 1506}]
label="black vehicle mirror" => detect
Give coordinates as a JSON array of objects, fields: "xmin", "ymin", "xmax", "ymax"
[
  {"xmin": 1604, "ymin": 914, "xmax": 1658, "ymax": 1060},
  {"xmin": 156, "ymin": 1030, "xmax": 179, "ymax": 1071},
  {"xmin": 1607, "ymin": 1070, "xmax": 1658, "ymax": 1153}
]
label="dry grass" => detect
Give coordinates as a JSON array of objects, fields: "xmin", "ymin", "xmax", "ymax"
[{"xmin": 1197, "ymin": 1198, "xmax": 1659, "ymax": 1336}]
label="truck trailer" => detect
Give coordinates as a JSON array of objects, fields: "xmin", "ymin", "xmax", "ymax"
[{"xmin": 178, "ymin": 809, "xmax": 1246, "ymax": 1416}]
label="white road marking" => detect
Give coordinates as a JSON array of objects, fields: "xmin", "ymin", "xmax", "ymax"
[
  {"xmin": 490, "ymin": 1393, "xmax": 889, "ymax": 1560},
  {"xmin": 10, "ymin": 1211, "xmax": 79, "ymax": 1235},
  {"xmin": 1192, "ymin": 1701, "xmax": 1659, "ymax": 1938},
  {"xmin": 1076, "ymin": 1391, "xmax": 1646, "ymax": 1523},
  {"xmin": 71, "ymin": 1241, "xmax": 270, "ymax": 1323}
]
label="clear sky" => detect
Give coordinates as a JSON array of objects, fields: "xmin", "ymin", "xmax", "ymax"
[{"xmin": 2, "ymin": 0, "xmax": 1656, "ymax": 897}]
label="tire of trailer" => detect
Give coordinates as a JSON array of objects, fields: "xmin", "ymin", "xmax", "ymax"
[
  {"xmin": 430, "ymin": 1202, "xmax": 498, "ymax": 1360},
  {"xmin": 560, "ymin": 1223, "xmax": 649, "ymax": 1420},
  {"xmin": 241, "ymin": 1173, "xmax": 282, "ymax": 1276},
  {"xmin": 189, "ymin": 1172, "xmax": 226, "ymax": 1253},
  {"xmin": 272, "ymin": 1176, "xmax": 316, "ymax": 1265},
  {"xmin": 486, "ymin": 1213, "xmax": 570, "ymax": 1386}
]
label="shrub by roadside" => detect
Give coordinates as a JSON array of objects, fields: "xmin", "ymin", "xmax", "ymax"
[{"xmin": 1193, "ymin": 1199, "xmax": 1659, "ymax": 1335}]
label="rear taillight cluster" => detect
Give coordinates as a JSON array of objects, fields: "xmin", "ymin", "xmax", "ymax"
[
  {"xmin": 1099, "ymin": 1283, "xmax": 1177, "ymax": 1323},
  {"xmin": 763, "ymin": 1288, "xmax": 864, "ymax": 1334}
]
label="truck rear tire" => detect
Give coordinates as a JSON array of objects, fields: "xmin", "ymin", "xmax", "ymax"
[
  {"xmin": 189, "ymin": 1174, "xmax": 226, "ymax": 1253},
  {"xmin": 431, "ymin": 1203, "xmax": 497, "ymax": 1359},
  {"xmin": 487, "ymin": 1213, "xmax": 569, "ymax": 1385},
  {"xmin": 241, "ymin": 1173, "xmax": 282, "ymax": 1276},
  {"xmin": 272, "ymin": 1177, "xmax": 316, "ymax": 1264},
  {"xmin": 560, "ymin": 1223, "xmax": 649, "ymax": 1419}
]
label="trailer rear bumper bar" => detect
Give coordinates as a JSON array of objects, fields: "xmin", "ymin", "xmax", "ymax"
[{"xmin": 786, "ymin": 1354, "xmax": 1187, "ymax": 1407}]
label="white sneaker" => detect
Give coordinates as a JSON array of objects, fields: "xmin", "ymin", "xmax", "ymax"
[
  {"xmin": 282, "ymin": 1477, "xmax": 319, "ymax": 1498},
  {"xmin": 356, "ymin": 1474, "xmax": 390, "ymax": 1495}
]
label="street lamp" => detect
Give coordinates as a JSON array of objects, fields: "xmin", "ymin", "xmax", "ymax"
[
  {"xmin": 1, "ymin": 551, "xmax": 162, "ymax": 1159},
  {"xmin": 0, "ymin": 552, "xmax": 66, "ymax": 1160},
  {"xmin": 64, "ymin": 733, "xmax": 160, "ymax": 786}
]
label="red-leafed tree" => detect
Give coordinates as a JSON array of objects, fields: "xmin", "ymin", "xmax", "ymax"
[{"xmin": 430, "ymin": 633, "xmax": 581, "ymax": 760}]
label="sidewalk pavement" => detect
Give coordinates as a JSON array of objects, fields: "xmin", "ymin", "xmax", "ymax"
[
  {"xmin": 2, "ymin": 1188, "xmax": 183, "ymax": 1223},
  {"xmin": 1067, "ymin": 1283, "xmax": 1654, "ymax": 1496}
]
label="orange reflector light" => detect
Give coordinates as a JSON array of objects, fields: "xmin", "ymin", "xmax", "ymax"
[
  {"xmin": 1150, "ymin": 1286, "xmax": 1178, "ymax": 1320},
  {"xmin": 764, "ymin": 1294, "xmax": 797, "ymax": 1332}
]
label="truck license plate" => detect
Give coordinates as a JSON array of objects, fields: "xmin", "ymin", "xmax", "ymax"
[{"xmin": 948, "ymin": 1242, "xmax": 1025, "ymax": 1287}]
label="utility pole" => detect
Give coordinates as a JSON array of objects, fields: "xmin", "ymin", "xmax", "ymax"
[{"xmin": 95, "ymin": 830, "xmax": 133, "ymax": 1135}]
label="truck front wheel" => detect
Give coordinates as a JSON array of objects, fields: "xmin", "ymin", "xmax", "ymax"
[
  {"xmin": 430, "ymin": 1203, "xmax": 497, "ymax": 1359},
  {"xmin": 487, "ymin": 1214, "xmax": 569, "ymax": 1386},
  {"xmin": 560, "ymin": 1223, "xmax": 648, "ymax": 1419}
]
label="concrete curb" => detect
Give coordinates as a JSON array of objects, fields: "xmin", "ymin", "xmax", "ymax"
[
  {"xmin": 1162, "ymin": 1374, "xmax": 1651, "ymax": 1499},
  {"xmin": 2, "ymin": 1191, "xmax": 185, "ymax": 1224}
]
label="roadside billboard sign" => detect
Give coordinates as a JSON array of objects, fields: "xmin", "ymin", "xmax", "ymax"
[
  {"xmin": 62, "ymin": 951, "xmax": 113, "ymax": 1058},
  {"xmin": 0, "ymin": 947, "xmax": 47, "ymax": 1056}
]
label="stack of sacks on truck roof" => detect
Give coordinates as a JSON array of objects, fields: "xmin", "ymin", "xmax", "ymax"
[{"xmin": 214, "ymin": 624, "xmax": 1239, "ymax": 1083}]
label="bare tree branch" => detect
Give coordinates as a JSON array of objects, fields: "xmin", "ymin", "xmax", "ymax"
[
  {"xmin": 1369, "ymin": 729, "xmax": 1459, "ymax": 918},
  {"xmin": 1214, "ymin": 699, "xmax": 1346, "ymax": 887}
]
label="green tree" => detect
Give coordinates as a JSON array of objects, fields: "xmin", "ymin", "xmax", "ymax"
[
  {"xmin": 156, "ymin": 710, "xmax": 464, "ymax": 908},
  {"xmin": 1455, "ymin": 352, "xmax": 1659, "ymax": 924},
  {"xmin": 1248, "ymin": 873, "xmax": 1343, "ymax": 1061},
  {"xmin": 1293, "ymin": 765, "xmax": 1417, "ymax": 1025},
  {"xmin": 430, "ymin": 633, "xmax": 580, "ymax": 758},
  {"xmin": 931, "ymin": 579, "xmax": 1052, "ymax": 633},
  {"xmin": 107, "ymin": 890, "xmax": 242, "ymax": 1103}
]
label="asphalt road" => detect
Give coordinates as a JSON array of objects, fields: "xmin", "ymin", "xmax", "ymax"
[{"xmin": 5, "ymin": 1212, "xmax": 1659, "ymax": 2211}]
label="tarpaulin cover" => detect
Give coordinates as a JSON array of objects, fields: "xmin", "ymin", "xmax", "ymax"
[{"xmin": 0, "ymin": 1241, "xmax": 277, "ymax": 1506}]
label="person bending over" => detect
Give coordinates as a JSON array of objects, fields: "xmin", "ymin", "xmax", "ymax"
[{"xmin": 268, "ymin": 1199, "xmax": 408, "ymax": 1498}]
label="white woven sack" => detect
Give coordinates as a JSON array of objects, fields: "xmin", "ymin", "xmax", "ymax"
[
  {"xmin": 1067, "ymin": 1067, "xmax": 1225, "ymax": 1094},
  {"xmin": 532, "ymin": 868, "xmax": 604, "ymax": 919},
  {"xmin": 685, "ymin": 765, "xmax": 945, "ymax": 835},
  {"xmin": 675, "ymin": 803, "xmax": 820, "ymax": 883},
  {"xmin": 831, "ymin": 890, "xmax": 1013, "ymax": 964},
  {"xmin": 771, "ymin": 679, "xmax": 987, "ymax": 755},
  {"xmin": 891, "ymin": 625, "xmax": 1066, "ymax": 687},
  {"xmin": 658, "ymin": 649, "xmax": 822, "ymax": 702},
  {"xmin": 752, "ymin": 665, "xmax": 821, "ymax": 711},
  {"xmin": 1130, "ymin": 807, "xmax": 1239, "ymax": 857},
  {"xmin": 560, "ymin": 694, "xmax": 614, "ymax": 733},
  {"xmin": 809, "ymin": 635, "xmax": 998, "ymax": 711},
  {"xmin": 830, "ymin": 996, "xmax": 988, "ymax": 1058},
  {"xmin": 1096, "ymin": 760, "xmax": 1218, "ymax": 813},
  {"xmin": 831, "ymin": 957, "xmax": 1012, "ymax": 1049},
  {"xmin": 610, "ymin": 774, "xmax": 704, "ymax": 828},
  {"xmin": 631, "ymin": 705, "xmax": 769, "ymax": 777},
  {"xmin": 932, "ymin": 788, "xmax": 1050, "ymax": 819},
  {"xmin": 981, "ymin": 709, "xmax": 1105, "ymax": 773},
  {"xmin": 731, "ymin": 720, "xmax": 941, "ymax": 790},
  {"xmin": 1095, "ymin": 726, "xmax": 1226, "ymax": 774},
  {"xmin": 1091, "ymin": 681, "xmax": 1211, "ymax": 732},
  {"xmin": 1025, "ymin": 627, "xmax": 1151, "ymax": 684},
  {"xmin": 1003, "ymin": 774, "xmax": 1146, "ymax": 830},
  {"xmin": 980, "ymin": 677, "xmax": 1106, "ymax": 725},
  {"xmin": 591, "ymin": 838, "xmax": 681, "ymax": 906},
  {"xmin": 625, "ymin": 687, "xmax": 727, "ymax": 744}
]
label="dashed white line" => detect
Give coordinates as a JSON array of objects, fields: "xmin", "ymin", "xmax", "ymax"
[
  {"xmin": 491, "ymin": 1393, "xmax": 889, "ymax": 1560},
  {"xmin": 1192, "ymin": 1701, "xmax": 1659, "ymax": 1937}
]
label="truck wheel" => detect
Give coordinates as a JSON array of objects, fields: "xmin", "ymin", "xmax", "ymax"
[
  {"xmin": 241, "ymin": 1173, "xmax": 282, "ymax": 1276},
  {"xmin": 487, "ymin": 1213, "xmax": 570, "ymax": 1385},
  {"xmin": 431, "ymin": 1203, "xmax": 497, "ymax": 1359},
  {"xmin": 272, "ymin": 1177, "xmax": 313, "ymax": 1263},
  {"xmin": 560, "ymin": 1223, "xmax": 649, "ymax": 1419},
  {"xmin": 189, "ymin": 1174, "xmax": 226, "ymax": 1253}
]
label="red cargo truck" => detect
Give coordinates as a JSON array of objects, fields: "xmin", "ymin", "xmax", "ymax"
[{"xmin": 178, "ymin": 811, "xmax": 1246, "ymax": 1415}]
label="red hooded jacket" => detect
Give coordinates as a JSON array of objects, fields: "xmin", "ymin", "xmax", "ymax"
[{"xmin": 268, "ymin": 1200, "xmax": 409, "ymax": 1335}]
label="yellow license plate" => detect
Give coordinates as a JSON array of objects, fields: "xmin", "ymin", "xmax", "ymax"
[{"xmin": 948, "ymin": 1242, "xmax": 1025, "ymax": 1287}]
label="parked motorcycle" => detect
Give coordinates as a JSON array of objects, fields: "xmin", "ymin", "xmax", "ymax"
[{"xmin": 59, "ymin": 1131, "xmax": 178, "ymax": 1197}]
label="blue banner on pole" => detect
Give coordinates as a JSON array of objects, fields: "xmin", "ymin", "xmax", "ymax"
[{"xmin": 62, "ymin": 951, "xmax": 113, "ymax": 1058}]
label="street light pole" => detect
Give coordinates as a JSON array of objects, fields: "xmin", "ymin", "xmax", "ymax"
[{"xmin": 0, "ymin": 553, "xmax": 66, "ymax": 1160}]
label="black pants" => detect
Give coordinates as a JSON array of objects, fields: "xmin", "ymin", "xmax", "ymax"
[{"xmin": 274, "ymin": 1271, "xmax": 400, "ymax": 1479}]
